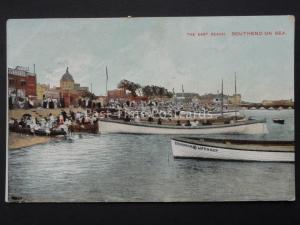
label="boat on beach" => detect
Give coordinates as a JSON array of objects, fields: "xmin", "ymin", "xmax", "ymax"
[
  {"xmin": 273, "ymin": 118, "xmax": 285, "ymax": 124},
  {"xmin": 34, "ymin": 128, "xmax": 67, "ymax": 136},
  {"xmin": 98, "ymin": 118, "xmax": 268, "ymax": 135},
  {"xmin": 69, "ymin": 122, "xmax": 99, "ymax": 133},
  {"xmin": 9, "ymin": 124, "xmax": 68, "ymax": 136},
  {"xmin": 171, "ymin": 137, "xmax": 294, "ymax": 162}
]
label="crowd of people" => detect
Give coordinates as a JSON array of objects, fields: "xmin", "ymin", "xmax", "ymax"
[
  {"xmin": 9, "ymin": 97, "xmax": 233, "ymax": 136},
  {"xmin": 8, "ymin": 95, "xmax": 103, "ymax": 110},
  {"xmin": 9, "ymin": 109, "xmax": 101, "ymax": 135}
]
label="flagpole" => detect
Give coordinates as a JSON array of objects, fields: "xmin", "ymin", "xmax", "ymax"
[
  {"xmin": 106, "ymin": 66, "xmax": 108, "ymax": 98},
  {"xmin": 105, "ymin": 66, "xmax": 109, "ymax": 111},
  {"xmin": 173, "ymin": 88, "xmax": 176, "ymax": 105}
]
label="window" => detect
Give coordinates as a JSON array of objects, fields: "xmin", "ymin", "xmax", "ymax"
[
  {"xmin": 21, "ymin": 81, "xmax": 26, "ymax": 87},
  {"xmin": 9, "ymin": 79, "xmax": 15, "ymax": 87}
]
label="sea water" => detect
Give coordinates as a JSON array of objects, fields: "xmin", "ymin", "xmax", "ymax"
[{"xmin": 8, "ymin": 109, "xmax": 295, "ymax": 202}]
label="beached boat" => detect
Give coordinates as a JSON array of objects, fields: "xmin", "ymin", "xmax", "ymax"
[
  {"xmin": 273, "ymin": 118, "xmax": 285, "ymax": 124},
  {"xmin": 49, "ymin": 129, "xmax": 67, "ymax": 136},
  {"xmin": 69, "ymin": 123, "xmax": 99, "ymax": 133},
  {"xmin": 171, "ymin": 137, "xmax": 294, "ymax": 162},
  {"xmin": 9, "ymin": 124, "xmax": 67, "ymax": 136},
  {"xmin": 9, "ymin": 125, "xmax": 33, "ymax": 135},
  {"xmin": 34, "ymin": 128, "xmax": 67, "ymax": 136},
  {"xmin": 98, "ymin": 118, "xmax": 268, "ymax": 135}
]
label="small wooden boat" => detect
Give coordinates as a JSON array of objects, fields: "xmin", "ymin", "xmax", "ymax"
[
  {"xmin": 171, "ymin": 137, "xmax": 294, "ymax": 162},
  {"xmin": 50, "ymin": 129, "xmax": 67, "ymax": 136},
  {"xmin": 273, "ymin": 119, "xmax": 285, "ymax": 124},
  {"xmin": 34, "ymin": 129, "xmax": 49, "ymax": 136},
  {"xmin": 98, "ymin": 118, "xmax": 268, "ymax": 135},
  {"xmin": 69, "ymin": 123, "xmax": 99, "ymax": 133},
  {"xmin": 9, "ymin": 125, "xmax": 33, "ymax": 135},
  {"xmin": 9, "ymin": 125, "xmax": 67, "ymax": 136}
]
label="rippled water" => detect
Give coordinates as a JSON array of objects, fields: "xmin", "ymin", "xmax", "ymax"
[{"xmin": 8, "ymin": 110, "xmax": 295, "ymax": 202}]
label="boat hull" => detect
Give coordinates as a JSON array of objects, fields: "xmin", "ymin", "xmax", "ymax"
[
  {"xmin": 98, "ymin": 119, "xmax": 268, "ymax": 135},
  {"xmin": 273, "ymin": 119, "xmax": 285, "ymax": 124},
  {"xmin": 171, "ymin": 139, "xmax": 294, "ymax": 162}
]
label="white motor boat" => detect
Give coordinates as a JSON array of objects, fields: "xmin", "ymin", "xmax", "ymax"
[
  {"xmin": 98, "ymin": 118, "xmax": 268, "ymax": 135},
  {"xmin": 171, "ymin": 137, "xmax": 294, "ymax": 162}
]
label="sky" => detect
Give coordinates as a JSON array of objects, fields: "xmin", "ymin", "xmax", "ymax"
[{"xmin": 7, "ymin": 16, "xmax": 294, "ymax": 102}]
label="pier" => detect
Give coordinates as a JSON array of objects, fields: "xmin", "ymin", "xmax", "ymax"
[{"xmin": 239, "ymin": 103, "xmax": 294, "ymax": 110}]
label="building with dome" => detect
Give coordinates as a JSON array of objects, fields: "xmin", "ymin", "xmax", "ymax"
[
  {"xmin": 59, "ymin": 67, "xmax": 89, "ymax": 107},
  {"xmin": 60, "ymin": 67, "xmax": 75, "ymax": 91}
]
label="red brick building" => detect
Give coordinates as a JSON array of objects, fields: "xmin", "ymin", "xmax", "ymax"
[
  {"xmin": 107, "ymin": 88, "xmax": 149, "ymax": 103},
  {"xmin": 8, "ymin": 66, "xmax": 37, "ymax": 97},
  {"xmin": 60, "ymin": 90, "xmax": 82, "ymax": 107},
  {"xmin": 107, "ymin": 88, "xmax": 126, "ymax": 99}
]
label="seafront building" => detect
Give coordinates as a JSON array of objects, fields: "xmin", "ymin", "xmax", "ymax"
[
  {"xmin": 107, "ymin": 88, "xmax": 148, "ymax": 103},
  {"xmin": 228, "ymin": 94, "xmax": 241, "ymax": 105},
  {"xmin": 8, "ymin": 66, "xmax": 37, "ymax": 98},
  {"xmin": 59, "ymin": 67, "xmax": 89, "ymax": 107},
  {"xmin": 175, "ymin": 92, "xmax": 199, "ymax": 103},
  {"xmin": 262, "ymin": 99, "xmax": 293, "ymax": 107},
  {"xmin": 8, "ymin": 65, "xmax": 92, "ymax": 108},
  {"xmin": 36, "ymin": 83, "xmax": 50, "ymax": 100},
  {"xmin": 8, "ymin": 65, "xmax": 293, "ymax": 110},
  {"xmin": 8, "ymin": 66, "xmax": 38, "ymax": 109},
  {"xmin": 107, "ymin": 88, "xmax": 126, "ymax": 100},
  {"xmin": 45, "ymin": 87, "xmax": 61, "ymax": 99},
  {"xmin": 197, "ymin": 93, "xmax": 241, "ymax": 106}
]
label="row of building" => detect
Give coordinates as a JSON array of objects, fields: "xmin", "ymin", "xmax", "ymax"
[
  {"xmin": 11, "ymin": 64, "xmax": 292, "ymax": 109},
  {"xmin": 8, "ymin": 66, "xmax": 37, "ymax": 98},
  {"xmin": 106, "ymin": 89, "xmax": 242, "ymax": 105},
  {"xmin": 8, "ymin": 65, "xmax": 243, "ymax": 108},
  {"xmin": 174, "ymin": 92, "xmax": 242, "ymax": 105},
  {"xmin": 8, "ymin": 66, "xmax": 90, "ymax": 107}
]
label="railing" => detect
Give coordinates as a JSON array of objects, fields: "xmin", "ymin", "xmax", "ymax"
[{"xmin": 8, "ymin": 68, "xmax": 36, "ymax": 77}]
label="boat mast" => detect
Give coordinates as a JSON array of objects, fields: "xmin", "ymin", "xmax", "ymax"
[
  {"xmin": 221, "ymin": 79, "xmax": 223, "ymax": 116},
  {"xmin": 234, "ymin": 72, "xmax": 237, "ymax": 120}
]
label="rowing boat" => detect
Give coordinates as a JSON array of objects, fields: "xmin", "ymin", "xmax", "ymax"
[
  {"xmin": 171, "ymin": 137, "xmax": 294, "ymax": 162},
  {"xmin": 98, "ymin": 118, "xmax": 268, "ymax": 135},
  {"xmin": 273, "ymin": 118, "xmax": 285, "ymax": 124}
]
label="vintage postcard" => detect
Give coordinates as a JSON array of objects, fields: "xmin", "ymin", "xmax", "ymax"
[{"xmin": 6, "ymin": 16, "xmax": 294, "ymax": 202}]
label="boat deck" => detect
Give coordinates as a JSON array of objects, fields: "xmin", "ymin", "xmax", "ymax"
[{"xmin": 173, "ymin": 137, "xmax": 295, "ymax": 152}]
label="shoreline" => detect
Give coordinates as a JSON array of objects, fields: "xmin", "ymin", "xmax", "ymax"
[{"xmin": 9, "ymin": 132, "xmax": 51, "ymax": 150}]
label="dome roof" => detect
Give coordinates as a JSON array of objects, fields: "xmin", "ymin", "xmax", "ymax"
[{"xmin": 61, "ymin": 67, "xmax": 74, "ymax": 81}]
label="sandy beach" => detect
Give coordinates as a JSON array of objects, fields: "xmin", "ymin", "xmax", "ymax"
[
  {"xmin": 8, "ymin": 107, "xmax": 93, "ymax": 149},
  {"xmin": 9, "ymin": 132, "xmax": 51, "ymax": 150}
]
